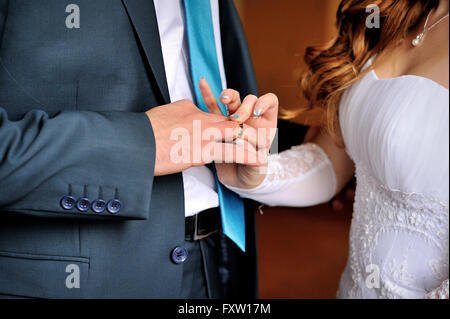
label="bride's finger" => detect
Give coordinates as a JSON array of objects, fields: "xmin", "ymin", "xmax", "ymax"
[
  {"xmin": 251, "ymin": 93, "xmax": 279, "ymax": 118},
  {"xmin": 237, "ymin": 124, "xmax": 273, "ymax": 150},
  {"xmin": 199, "ymin": 78, "xmax": 222, "ymax": 115},
  {"xmin": 229, "ymin": 94, "xmax": 258, "ymax": 123},
  {"xmin": 220, "ymin": 89, "xmax": 241, "ymax": 113},
  {"xmin": 207, "ymin": 141, "xmax": 268, "ymax": 167}
]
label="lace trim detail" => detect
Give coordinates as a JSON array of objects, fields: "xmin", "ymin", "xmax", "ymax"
[
  {"xmin": 225, "ymin": 142, "xmax": 336, "ymax": 208},
  {"xmin": 266, "ymin": 143, "xmax": 332, "ymax": 181},
  {"xmin": 378, "ymin": 184, "xmax": 449, "ymax": 213},
  {"xmin": 339, "ymin": 163, "xmax": 449, "ymax": 299},
  {"xmin": 424, "ymin": 279, "xmax": 449, "ymax": 299}
]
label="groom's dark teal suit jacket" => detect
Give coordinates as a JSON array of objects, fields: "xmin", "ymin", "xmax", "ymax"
[{"xmin": 0, "ymin": 0, "xmax": 258, "ymax": 298}]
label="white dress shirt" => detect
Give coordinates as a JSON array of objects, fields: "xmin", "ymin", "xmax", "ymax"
[{"xmin": 153, "ymin": 0, "xmax": 227, "ymax": 217}]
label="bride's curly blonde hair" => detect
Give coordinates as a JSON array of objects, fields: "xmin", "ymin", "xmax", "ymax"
[{"xmin": 287, "ymin": 0, "xmax": 439, "ymax": 142}]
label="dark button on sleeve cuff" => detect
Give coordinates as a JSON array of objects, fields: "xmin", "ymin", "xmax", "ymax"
[
  {"xmin": 91, "ymin": 199, "xmax": 106, "ymax": 213},
  {"xmin": 107, "ymin": 199, "xmax": 122, "ymax": 214},
  {"xmin": 60, "ymin": 196, "xmax": 76, "ymax": 210},
  {"xmin": 76, "ymin": 198, "xmax": 91, "ymax": 212}
]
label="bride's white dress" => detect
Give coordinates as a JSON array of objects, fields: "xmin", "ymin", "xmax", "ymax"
[{"xmin": 226, "ymin": 60, "xmax": 449, "ymax": 298}]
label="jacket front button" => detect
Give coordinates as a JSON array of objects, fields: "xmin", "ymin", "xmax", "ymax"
[
  {"xmin": 76, "ymin": 198, "xmax": 91, "ymax": 212},
  {"xmin": 171, "ymin": 246, "xmax": 188, "ymax": 264},
  {"xmin": 60, "ymin": 196, "xmax": 76, "ymax": 210},
  {"xmin": 91, "ymin": 199, "xmax": 106, "ymax": 213},
  {"xmin": 107, "ymin": 199, "xmax": 121, "ymax": 214}
]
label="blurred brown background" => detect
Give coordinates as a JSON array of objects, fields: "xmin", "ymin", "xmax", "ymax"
[
  {"xmin": 235, "ymin": 0, "xmax": 354, "ymax": 299},
  {"xmin": 236, "ymin": 0, "xmax": 341, "ymax": 125}
]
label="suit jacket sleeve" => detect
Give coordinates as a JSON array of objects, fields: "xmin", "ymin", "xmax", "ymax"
[
  {"xmin": 0, "ymin": 0, "xmax": 157, "ymax": 220},
  {"xmin": 0, "ymin": 107, "xmax": 156, "ymax": 220}
]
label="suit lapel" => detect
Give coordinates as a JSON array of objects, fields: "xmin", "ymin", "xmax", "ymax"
[{"xmin": 122, "ymin": 0, "xmax": 170, "ymax": 104}]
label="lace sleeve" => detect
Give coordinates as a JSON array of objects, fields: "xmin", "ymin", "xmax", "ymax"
[
  {"xmin": 424, "ymin": 279, "xmax": 449, "ymax": 299},
  {"xmin": 225, "ymin": 143, "xmax": 337, "ymax": 207}
]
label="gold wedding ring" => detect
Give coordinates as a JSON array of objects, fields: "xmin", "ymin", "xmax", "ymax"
[{"xmin": 233, "ymin": 123, "xmax": 245, "ymax": 144}]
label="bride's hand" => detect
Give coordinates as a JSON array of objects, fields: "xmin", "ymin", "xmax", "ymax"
[{"xmin": 199, "ymin": 78, "xmax": 278, "ymax": 189}]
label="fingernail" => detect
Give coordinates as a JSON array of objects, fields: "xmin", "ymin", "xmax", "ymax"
[
  {"xmin": 221, "ymin": 95, "xmax": 230, "ymax": 101},
  {"xmin": 232, "ymin": 114, "xmax": 240, "ymax": 119},
  {"xmin": 254, "ymin": 104, "xmax": 263, "ymax": 116}
]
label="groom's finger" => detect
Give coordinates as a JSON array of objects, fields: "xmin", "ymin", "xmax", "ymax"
[{"xmin": 199, "ymin": 78, "xmax": 222, "ymax": 115}]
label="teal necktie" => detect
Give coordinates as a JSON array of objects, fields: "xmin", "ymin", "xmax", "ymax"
[{"xmin": 183, "ymin": 0, "xmax": 246, "ymax": 252}]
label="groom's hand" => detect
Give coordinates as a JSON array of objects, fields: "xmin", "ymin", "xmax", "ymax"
[{"xmin": 146, "ymin": 100, "xmax": 259, "ymax": 176}]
